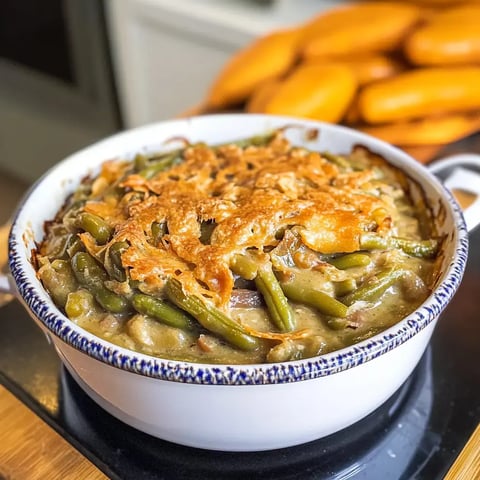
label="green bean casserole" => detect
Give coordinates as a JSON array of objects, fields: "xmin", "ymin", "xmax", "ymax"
[{"xmin": 35, "ymin": 130, "xmax": 443, "ymax": 364}]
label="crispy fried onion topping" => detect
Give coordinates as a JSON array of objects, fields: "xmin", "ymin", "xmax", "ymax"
[{"xmin": 93, "ymin": 134, "xmax": 396, "ymax": 306}]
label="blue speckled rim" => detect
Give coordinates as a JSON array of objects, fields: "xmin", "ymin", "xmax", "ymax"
[{"xmin": 7, "ymin": 116, "xmax": 470, "ymax": 386}]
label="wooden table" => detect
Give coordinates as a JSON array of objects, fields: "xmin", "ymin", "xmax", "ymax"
[{"xmin": 0, "ymin": 385, "xmax": 107, "ymax": 480}]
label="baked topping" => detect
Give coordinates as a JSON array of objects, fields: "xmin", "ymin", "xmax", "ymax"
[
  {"xmin": 78, "ymin": 133, "xmax": 396, "ymax": 306},
  {"xmin": 35, "ymin": 130, "xmax": 441, "ymax": 365}
]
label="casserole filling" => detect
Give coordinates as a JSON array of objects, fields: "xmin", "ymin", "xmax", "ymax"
[{"xmin": 35, "ymin": 130, "xmax": 442, "ymax": 364}]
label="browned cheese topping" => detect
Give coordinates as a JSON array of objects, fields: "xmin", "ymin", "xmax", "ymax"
[{"xmin": 79, "ymin": 133, "xmax": 398, "ymax": 307}]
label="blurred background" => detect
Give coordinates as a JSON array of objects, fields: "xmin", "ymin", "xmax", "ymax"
[
  {"xmin": 0, "ymin": 0, "xmax": 480, "ymax": 221},
  {"xmin": 0, "ymin": 0, "xmax": 333, "ymax": 187}
]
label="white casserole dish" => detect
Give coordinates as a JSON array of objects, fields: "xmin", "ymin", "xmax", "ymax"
[{"xmin": 1, "ymin": 114, "xmax": 479, "ymax": 451}]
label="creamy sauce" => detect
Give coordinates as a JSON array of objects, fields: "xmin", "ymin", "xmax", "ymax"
[{"xmin": 35, "ymin": 133, "xmax": 441, "ymax": 365}]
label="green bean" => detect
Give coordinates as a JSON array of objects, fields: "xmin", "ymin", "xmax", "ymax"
[
  {"xmin": 391, "ymin": 238, "xmax": 440, "ymax": 259},
  {"xmin": 200, "ymin": 221, "xmax": 216, "ymax": 245},
  {"xmin": 216, "ymin": 132, "xmax": 275, "ymax": 150},
  {"xmin": 103, "ymin": 185, "xmax": 126, "ymax": 205},
  {"xmin": 341, "ymin": 268, "xmax": 406, "ymax": 306},
  {"xmin": 280, "ymin": 280, "xmax": 348, "ymax": 318},
  {"xmin": 334, "ymin": 278, "xmax": 357, "ymax": 297},
  {"xmin": 132, "ymin": 293, "xmax": 194, "ymax": 330},
  {"xmin": 360, "ymin": 233, "xmax": 439, "ymax": 259},
  {"xmin": 322, "ymin": 151, "xmax": 351, "ymax": 169},
  {"xmin": 41, "ymin": 259, "xmax": 78, "ymax": 308},
  {"xmin": 65, "ymin": 289, "xmax": 96, "ymax": 319},
  {"xmin": 255, "ymin": 263, "xmax": 295, "ymax": 332},
  {"xmin": 230, "ymin": 253, "xmax": 258, "ymax": 281},
  {"xmin": 329, "ymin": 253, "xmax": 371, "ymax": 269},
  {"xmin": 71, "ymin": 252, "xmax": 130, "ymax": 313},
  {"xmin": 359, "ymin": 233, "xmax": 390, "ymax": 251},
  {"xmin": 134, "ymin": 149, "xmax": 184, "ymax": 175},
  {"xmin": 151, "ymin": 222, "xmax": 167, "ymax": 245},
  {"xmin": 76, "ymin": 213, "xmax": 113, "ymax": 245},
  {"xmin": 89, "ymin": 285, "xmax": 129, "ymax": 314},
  {"xmin": 66, "ymin": 235, "xmax": 85, "ymax": 258},
  {"xmin": 138, "ymin": 153, "xmax": 181, "ymax": 179},
  {"xmin": 133, "ymin": 153, "xmax": 149, "ymax": 171},
  {"xmin": 165, "ymin": 278, "xmax": 259, "ymax": 351},
  {"xmin": 109, "ymin": 241, "xmax": 129, "ymax": 282},
  {"xmin": 231, "ymin": 255, "xmax": 295, "ymax": 331}
]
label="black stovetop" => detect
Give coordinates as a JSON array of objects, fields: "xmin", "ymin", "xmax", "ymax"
[{"xmin": 1, "ymin": 227, "xmax": 479, "ymax": 480}]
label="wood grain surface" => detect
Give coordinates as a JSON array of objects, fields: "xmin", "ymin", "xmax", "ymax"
[
  {"xmin": 444, "ymin": 423, "xmax": 480, "ymax": 480},
  {"xmin": 0, "ymin": 385, "xmax": 107, "ymax": 480}
]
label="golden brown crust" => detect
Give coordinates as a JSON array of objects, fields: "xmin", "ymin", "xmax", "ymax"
[{"xmin": 81, "ymin": 133, "xmax": 397, "ymax": 306}]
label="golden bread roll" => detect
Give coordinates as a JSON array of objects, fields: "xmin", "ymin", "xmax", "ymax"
[
  {"xmin": 342, "ymin": 54, "xmax": 405, "ymax": 85},
  {"xmin": 404, "ymin": 5, "xmax": 480, "ymax": 65},
  {"xmin": 305, "ymin": 54, "xmax": 405, "ymax": 86},
  {"xmin": 263, "ymin": 63, "xmax": 357, "ymax": 123},
  {"xmin": 404, "ymin": 0, "xmax": 480, "ymax": 6},
  {"xmin": 358, "ymin": 66, "xmax": 480, "ymax": 124},
  {"xmin": 359, "ymin": 112, "xmax": 480, "ymax": 145},
  {"xmin": 206, "ymin": 29, "xmax": 300, "ymax": 110},
  {"xmin": 301, "ymin": 2, "xmax": 421, "ymax": 59},
  {"xmin": 424, "ymin": 3, "xmax": 480, "ymax": 22},
  {"xmin": 246, "ymin": 78, "xmax": 281, "ymax": 113}
]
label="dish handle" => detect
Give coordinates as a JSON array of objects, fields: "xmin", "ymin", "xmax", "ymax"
[
  {"xmin": 428, "ymin": 153, "xmax": 480, "ymax": 233},
  {"xmin": 0, "ymin": 223, "xmax": 14, "ymax": 305}
]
